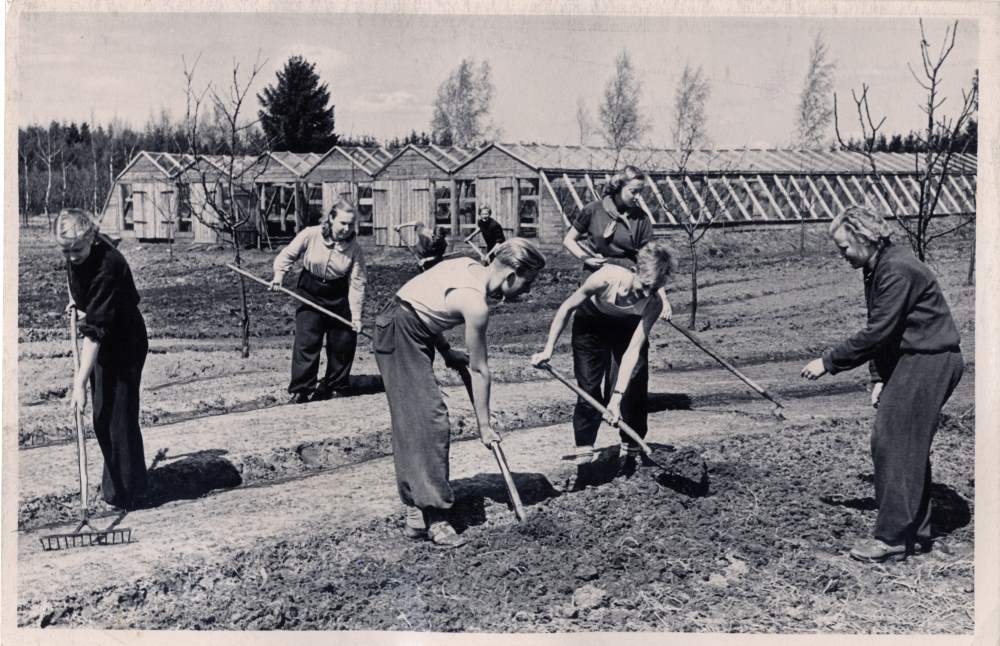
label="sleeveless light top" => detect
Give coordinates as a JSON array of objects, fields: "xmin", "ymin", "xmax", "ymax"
[
  {"xmin": 397, "ymin": 257, "xmax": 488, "ymax": 334},
  {"xmin": 589, "ymin": 264, "xmax": 651, "ymax": 318}
]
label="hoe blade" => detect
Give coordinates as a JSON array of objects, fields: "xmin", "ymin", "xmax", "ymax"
[{"xmin": 39, "ymin": 527, "xmax": 133, "ymax": 551}]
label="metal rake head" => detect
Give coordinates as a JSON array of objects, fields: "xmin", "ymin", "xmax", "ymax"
[{"xmin": 39, "ymin": 527, "xmax": 132, "ymax": 551}]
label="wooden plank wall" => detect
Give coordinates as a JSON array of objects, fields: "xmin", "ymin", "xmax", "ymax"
[{"xmin": 376, "ymin": 149, "xmax": 449, "ymax": 181}]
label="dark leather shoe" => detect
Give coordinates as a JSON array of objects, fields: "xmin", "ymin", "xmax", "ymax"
[{"xmin": 289, "ymin": 392, "xmax": 311, "ymax": 404}]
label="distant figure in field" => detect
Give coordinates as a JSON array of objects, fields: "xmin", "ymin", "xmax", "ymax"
[
  {"xmin": 56, "ymin": 209, "xmax": 149, "ymax": 510},
  {"xmin": 801, "ymin": 206, "xmax": 964, "ymax": 563},
  {"xmin": 375, "ymin": 239, "xmax": 545, "ymax": 548},
  {"xmin": 476, "ymin": 205, "xmax": 506, "ymax": 255},
  {"xmin": 563, "ymin": 165, "xmax": 652, "ymax": 275},
  {"xmin": 271, "ymin": 200, "xmax": 367, "ymax": 403},
  {"xmin": 414, "ymin": 223, "xmax": 449, "ymax": 272}
]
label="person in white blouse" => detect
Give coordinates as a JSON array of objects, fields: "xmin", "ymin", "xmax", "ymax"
[
  {"xmin": 531, "ymin": 240, "xmax": 674, "ymax": 489},
  {"xmin": 270, "ymin": 200, "xmax": 367, "ymax": 403}
]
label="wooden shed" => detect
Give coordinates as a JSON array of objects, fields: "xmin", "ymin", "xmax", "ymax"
[
  {"xmin": 253, "ymin": 151, "xmax": 324, "ymax": 244},
  {"xmin": 100, "ymin": 151, "xmax": 263, "ymax": 246},
  {"xmin": 370, "ymin": 144, "xmax": 477, "ymax": 246},
  {"xmin": 302, "ymin": 146, "xmax": 394, "ymax": 237}
]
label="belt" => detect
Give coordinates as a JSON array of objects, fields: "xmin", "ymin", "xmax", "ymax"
[{"xmin": 304, "ymin": 269, "xmax": 346, "ymax": 285}]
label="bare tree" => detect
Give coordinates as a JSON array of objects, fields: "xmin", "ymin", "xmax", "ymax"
[
  {"xmin": 666, "ymin": 64, "xmax": 724, "ymax": 328},
  {"xmin": 575, "ymin": 97, "xmax": 593, "ymax": 146},
  {"xmin": 19, "ymin": 148, "xmax": 31, "ymax": 225},
  {"xmin": 430, "ymin": 58, "xmax": 497, "ymax": 147},
  {"xmin": 35, "ymin": 126, "xmax": 62, "ymax": 224},
  {"xmin": 599, "ymin": 49, "xmax": 648, "ymax": 164},
  {"xmin": 795, "ymin": 33, "xmax": 837, "ymax": 149},
  {"xmin": 834, "ymin": 20, "xmax": 978, "ymax": 262},
  {"xmin": 671, "ymin": 64, "xmax": 711, "ymax": 164},
  {"xmin": 182, "ymin": 52, "xmax": 272, "ymax": 358}
]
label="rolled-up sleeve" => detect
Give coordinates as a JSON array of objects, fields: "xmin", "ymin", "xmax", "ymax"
[
  {"xmin": 273, "ymin": 229, "xmax": 311, "ymax": 283},
  {"xmin": 822, "ymin": 270, "xmax": 911, "ymax": 374},
  {"xmin": 78, "ymin": 261, "xmax": 121, "ymax": 342},
  {"xmin": 348, "ymin": 245, "xmax": 367, "ymax": 323},
  {"xmin": 572, "ymin": 204, "xmax": 594, "ymax": 234}
]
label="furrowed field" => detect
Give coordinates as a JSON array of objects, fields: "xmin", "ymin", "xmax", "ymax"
[{"xmin": 14, "ymin": 220, "xmax": 976, "ymax": 632}]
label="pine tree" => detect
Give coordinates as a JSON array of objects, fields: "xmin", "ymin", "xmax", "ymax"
[{"xmin": 257, "ymin": 56, "xmax": 336, "ymax": 153}]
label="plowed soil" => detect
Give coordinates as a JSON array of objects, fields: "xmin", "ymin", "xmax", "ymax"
[{"xmin": 12, "ymin": 221, "xmax": 977, "ymax": 633}]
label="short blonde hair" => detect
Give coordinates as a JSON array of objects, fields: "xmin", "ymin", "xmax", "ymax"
[
  {"xmin": 329, "ymin": 198, "xmax": 356, "ymax": 220},
  {"xmin": 636, "ymin": 240, "xmax": 675, "ymax": 289},
  {"xmin": 492, "ymin": 237, "xmax": 546, "ymax": 275},
  {"xmin": 52, "ymin": 209, "xmax": 98, "ymax": 246},
  {"xmin": 830, "ymin": 206, "xmax": 893, "ymax": 246}
]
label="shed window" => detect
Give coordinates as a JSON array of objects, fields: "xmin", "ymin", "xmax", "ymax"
[
  {"xmin": 517, "ymin": 178, "xmax": 539, "ymax": 238},
  {"xmin": 121, "ymin": 184, "xmax": 134, "ymax": 231},
  {"xmin": 456, "ymin": 179, "xmax": 477, "ymax": 236},
  {"xmin": 434, "ymin": 182, "xmax": 452, "ymax": 235},
  {"xmin": 177, "ymin": 183, "xmax": 192, "ymax": 233},
  {"xmin": 357, "ymin": 184, "xmax": 374, "ymax": 236}
]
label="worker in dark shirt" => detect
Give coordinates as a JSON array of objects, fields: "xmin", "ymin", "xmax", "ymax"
[
  {"xmin": 413, "ymin": 224, "xmax": 449, "ymax": 272},
  {"xmin": 563, "ymin": 165, "xmax": 653, "ymax": 274},
  {"xmin": 476, "ymin": 205, "xmax": 506, "ymax": 255},
  {"xmin": 57, "ymin": 209, "xmax": 150, "ymax": 510},
  {"xmin": 802, "ymin": 206, "xmax": 964, "ymax": 563}
]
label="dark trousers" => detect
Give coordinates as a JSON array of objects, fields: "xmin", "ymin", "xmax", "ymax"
[
  {"xmin": 374, "ymin": 300, "xmax": 454, "ymax": 511},
  {"xmin": 872, "ymin": 350, "xmax": 964, "ymax": 545},
  {"xmin": 289, "ymin": 271, "xmax": 357, "ymax": 395},
  {"xmin": 571, "ymin": 301, "xmax": 649, "ymax": 448},
  {"xmin": 91, "ymin": 322, "xmax": 149, "ymax": 508}
]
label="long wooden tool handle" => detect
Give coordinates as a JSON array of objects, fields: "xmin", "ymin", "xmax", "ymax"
[
  {"xmin": 539, "ymin": 363, "xmax": 653, "ymax": 456},
  {"xmin": 466, "ymin": 240, "xmax": 488, "ymax": 264},
  {"xmin": 226, "ymin": 263, "xmax": 372, "ymax": 340},
  {"xmin": 491, "ymin": 441, "xmax": 527, "ymax": 523},
  {"xmin": 464, "ymin": 228, "xmax": 483, "ymax": 243},
  {"xmin": 70, "ymin": 309, "xmax": 89, "ymax": 518},
  {"xmin": 666, "ymin": 320, "xmax": 783, "ymax": 408}
]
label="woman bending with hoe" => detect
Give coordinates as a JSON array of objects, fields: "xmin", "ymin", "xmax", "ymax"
[
  {"xmin": 802, "ymin": 206, "xmax": 964, "ymax": 563},
  {"xmin": 532, "ymin": 240, "xmax": 675, "ymax": 489},
  {"xmin": 375, "ymin": 238, "xmax": 546, "ymax": 548}
]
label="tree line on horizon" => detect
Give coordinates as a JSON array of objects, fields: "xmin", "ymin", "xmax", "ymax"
[{"xmin": 16, "ymin": 28, "xmax": 977, "ymax": 221}]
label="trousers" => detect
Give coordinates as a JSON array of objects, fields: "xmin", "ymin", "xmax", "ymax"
[
  {"xmin": 872, "ymin": 350, "xmax": 964, "ymax": 544},
  {"xmin": 571, "ymin": 300, "xmax": 649, "ymax": 448}
]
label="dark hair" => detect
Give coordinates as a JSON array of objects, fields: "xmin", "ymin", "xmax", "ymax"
[
  {"xmin": 434, "ymin": 226, "xmax": 448, "ymax": 238},
  {"xmin": 601, "ymin": 165, "xmax": 644, "ymax": 198}
]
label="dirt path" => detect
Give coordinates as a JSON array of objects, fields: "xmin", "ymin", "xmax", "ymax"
[
  {"xmin": 17, "ymin": 357, "xmax": 882, "ymax": 526},
  {"xmin": 17, "ymin": 359, "xmax": 974, "ymax": 617}
]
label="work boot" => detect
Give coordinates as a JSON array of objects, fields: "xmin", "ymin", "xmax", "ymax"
[
  {"xmin": 849, "ymin": 538, "xmax": 908, "ymax": 563},
  {"xmin": 427, "ymin": 521, "xmax": 467, "ymax": 549},
  {"xmin": 289, "ymin": 392, "xmax": 311, "ymax": 405},
  {"xmin": 402, "ymin": 505, "xmax": 427, "ymax": 540},
  {"xmin": 560, "ymin": 445, "xmax": 597, "ymax": 492}
]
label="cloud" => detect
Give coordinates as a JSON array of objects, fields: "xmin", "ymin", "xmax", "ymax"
[{"xmin": 349, "ymin": 91, "xmax": 427, "ymax": 114}]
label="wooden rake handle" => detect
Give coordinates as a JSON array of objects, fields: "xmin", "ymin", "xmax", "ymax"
[
  {"xmin": 491, "ymin": 441, "xmax": 527, "ymax": 523},
  {"xmin": 536, "ymin": 363, "xmax": 654, "ymax": 457},
  {"xmin": 665, "ymin": 320, "xmax": 784, "ymax": 411},
  {"xmin": 226, "ymin": 263, "xmax": 372, "ymax": 340},
  {"xmin": 69, "ymin": 308, "xmax": 89, "ymax": 519}
]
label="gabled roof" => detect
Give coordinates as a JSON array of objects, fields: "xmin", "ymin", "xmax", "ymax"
[
  {"xmin": 455, "ymin": 143, "xmax": 977, "ymax": 175},
  {"xmin": 305, "ymin": 146, "xmax": 392, "ymax": 179}
]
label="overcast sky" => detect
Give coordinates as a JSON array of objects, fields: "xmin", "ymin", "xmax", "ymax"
[{"xmin": 13, "ymin": 12, "xmax": 979, "ymax": 148}]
